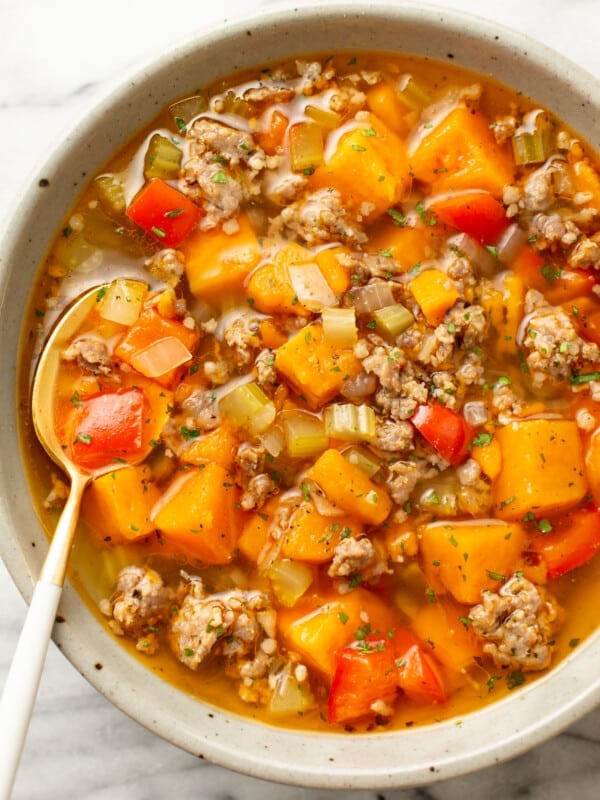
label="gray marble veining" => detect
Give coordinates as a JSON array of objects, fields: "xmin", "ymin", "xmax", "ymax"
[{"xmin": 1, "ymin": 0, "xmax": 600, "ymax": 797}]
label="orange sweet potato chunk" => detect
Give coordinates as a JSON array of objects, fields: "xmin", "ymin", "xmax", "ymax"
[
  {"xmin": 275, "ymin": 323, "xmax": 362, "ymax": 409},
  {"xmin": 278, "ymin": 587, "xmax": 400, "ymax": 677},
  {"xmin": 151, "ymin": 463, "xmax": 239, "ymax": 564},
  {"xmin": 180, "ymin": 213, "xmax": 261, "ymax": 302},
  {"xmin": 409, "ymin": 107, "xmax": 515, "ymax": 197},
  {"xmin": 310, "ymin": 113, "xmax": 412, "ymax": 223}
]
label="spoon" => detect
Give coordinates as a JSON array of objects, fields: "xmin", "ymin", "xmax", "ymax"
[{"xmin": 0, "ymin": 281, "xmax": 146, "ymax": 797}]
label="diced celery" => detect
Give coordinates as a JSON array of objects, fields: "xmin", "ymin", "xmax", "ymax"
[
  {"xmin": 321, "ymin": 307, "xmax": 357, "ymax": 347},
  {"xmin": 82, "ymin": 210, "xmax": 142, "ymax": 257},
  {"xmin": 512, "ymin": 129, "xmax": 554, "ymax": 165},
  {"xmin": 219, "ymin": 381, "xmax": 276, "ymax": 437},
  {"xmin": 324, "ymin": 403, "xmax": 377, "ymax": 443},
  {"xmin": 98, "ymin": 279, "xmax": 147, "ymax": 327},
  {"xmin": 282, "ymin": 411, "xmax": 328, "ymax": 458},
  {"xmin": 289, "ymin": 122, "xmax": 324, "ymax": 172},
  {"xmin": 343, "ymin": 445, "xmax": 381, "ymax": 478},
  {"xmin": 94, "ymin": 174, "xmax": 126, "ymax": 216},
  {"xmin": 304, "ymin": 104, "xmax": 342, "ymax": 129},
  {"xmin": 372, "ymin": 303, "xmax": 414, "ymax": 340},
  {"xmin": 60, "ymin": 234, "xmax": 101, "ymax": 272},
  {"xmin": 397, "ymin": 74, "xmax": 432, "ymax": 110},
  {"xmin": 267, "ymin": 559, "xmax": 313, "ymax": 607},
  {"xmin": 144, "ymin": 134, "xmax": 183, "ymax": 181},
  {"xmin": 168, "ymin": 94, "xmax": 208, "ymax": 131}
]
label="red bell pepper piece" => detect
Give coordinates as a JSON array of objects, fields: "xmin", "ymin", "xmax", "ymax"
[
  {"xmin": 391, "ymin": 629, "xmax": 446, "ymax": 704},
  {"xmin": 126, "ymin": 178, "xmax": 201, "ymax": 247},
  {"xmin": 530, "ymin": 507, "xmax": 600, "ymax": 579},
  {"xmin": 70, "ymin": 387, "xmax": 147, "ymax": 469},
  {"xmin": 429, "ymin": 191, "xmax": 509, "ymax": 244},
  {"xmin": 327, "ymin": 638, "xmax": 398, "ymax": 724},
  {"xmin": 411, "ymin": 403, "xmax": 473, "ymax": 465}
]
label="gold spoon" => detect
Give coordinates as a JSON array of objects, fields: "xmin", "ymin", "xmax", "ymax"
[{"xmin": 0, "ymin": 281, "xmax": 148, "ymax": 796}]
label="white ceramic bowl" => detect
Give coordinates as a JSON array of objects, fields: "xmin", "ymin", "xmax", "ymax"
[{"xmin": 1, "ymin": 1, "xmax": 599, "ymax": 789}]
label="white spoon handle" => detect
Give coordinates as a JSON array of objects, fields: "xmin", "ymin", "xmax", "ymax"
[{"xmin": 0, "ymin": 580, "xmax": 62, "ymax": 799}]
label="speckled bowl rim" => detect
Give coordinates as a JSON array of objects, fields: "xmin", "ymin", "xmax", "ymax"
[{"xmin": 1, "ymin": 0, "xmax": 599, "ymax": 790}]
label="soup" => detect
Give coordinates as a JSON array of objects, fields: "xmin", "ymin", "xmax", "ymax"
[{"xmin": 19, "ymin": 51, "xmax": 600, "ymax": 732}]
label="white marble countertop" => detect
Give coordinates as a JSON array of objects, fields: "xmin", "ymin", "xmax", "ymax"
[{"xmin": 1, "ymin": 0, "xmax": 600, "ymax": 797}]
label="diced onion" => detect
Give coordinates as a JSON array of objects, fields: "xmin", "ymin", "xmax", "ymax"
[
  {"xmin": 267, "ymin": 559, "xmax": 313, "ymax": 607},
  {"xmin": 268, "ymin": 662, "xmax": 315, "ymax": 714},
  {"xmin": 463, "ymin": 400, "xmax": 489, "ymax": 427},
  {"xmin": 130, "ymin": 336, "xmax": 192, "ymax": 378},
  {"xmin": 99, "ymin": 279, "xmax": 146, "ymax": 326},
  {"xmin": 416, "ymin": 477, "xmax": 459, "ymax": 516},
  {"xmin": 282, "ymin": 411, "xmax": 328, "ymax": 459},
  {"xmin": 343, "ymin": 445, "xmax": 381, "ymax": 478},
  {"xmin": 324, "ymin": 403, "xmax": 377, "ymax": 442},
  {"xmin": 289, "ymin": 122, "xmax": 324, "ymax": 172},
  {"xmin": 258, "ymin": 425, "xmax": 285, "ymax": 458},
  {"xmin": 448, "ymin": 232, "xmax": 497, "ymax": 276},
  {"xmin": 496, "ymin": 223, "xmax": 527, "ymax": 264},
  {"xmin": 304, "ymin": 478, "xmax": 345, "ymax": 516},
  {"xmin": 288, "ymin": 263, "xmax": 338, "ymax": 310},
  {"xmin": 351, "ymin": 282, "xmax": 395, "ymax": 314},
  {"xmin": 321, "ymin": 307, "xmax": 357, "ymax": 347},
  {"xmin": 219, "ymin": 381, "xmax": 276, "ymax": 437},
  {"xmin": 373, "ymin": 303, "xmax": 414, "ymax": 340}
]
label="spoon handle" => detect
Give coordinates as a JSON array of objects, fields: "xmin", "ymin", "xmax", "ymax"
[
  {"xmin": 0, "ymin": 470, "xmax": 88, "ymax": 798},
  {"xmin": 0, "ymin": 580, "xmax": 62, "ymax": 798}
]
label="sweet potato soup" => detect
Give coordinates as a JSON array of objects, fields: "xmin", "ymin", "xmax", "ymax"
[{"xmin": 19, "ymin": 51, "xmax": 600, "ymax": 732}]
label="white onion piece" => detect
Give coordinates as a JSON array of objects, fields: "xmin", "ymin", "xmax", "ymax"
[
  {"xmin": 496, "ymin": 224, "xmax": 527, "ymax": 265},
  {"xmin": 258, "ymin": 425, "xmax": 285, "ymax": 458},
  {"xmin": 463, "ymin": 400, "xmax": 489, "ymax": 426},
  {"xmin": 351, "ymin": 282, "xmax": 395, "ymax": 314},
  {"xmin": 288, "ymin": 263, "xmax": 338, "ymax": 310},
  {"xmin": 448, "ymin": 232, "xmax": 497, "ymax": 276},
  {"xmin": 99, "ymin": 279, "xmax": 146, "ymax": 326},
  {"xmin": 304, "ymin": 478, "xmax": 345, "ymax": 517},
  {"xmin": 130, "ymin": 336, "xmax": 192, "ymax": 378}
]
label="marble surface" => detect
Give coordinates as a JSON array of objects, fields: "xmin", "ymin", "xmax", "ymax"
[{"xmin": 1, "ymin": 0, "xmax": 600, "ymax": 797}]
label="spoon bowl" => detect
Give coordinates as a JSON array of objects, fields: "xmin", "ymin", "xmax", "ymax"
[{"xmin": 0, "ymin": 280, "xmax": 148, "ymax": 796}]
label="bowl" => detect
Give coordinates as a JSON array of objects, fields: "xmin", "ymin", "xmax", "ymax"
[{"xmin": 1, "ymin": 0, "xmax": 600, "ymax": 789}]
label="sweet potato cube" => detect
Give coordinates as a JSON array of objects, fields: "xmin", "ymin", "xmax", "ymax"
[
  {"xmin": 246, "ymin": 242, "xmax": 315, "ymax": 317},
  {"xmin": 82, "ymin": 464, "xmax": 160, "ymax": 542},
  {"xmin": 493, "ymin": 419, "xmax": 588, "ymax": 519},
  {"xmin": 237, "ymin": 496, "xmax": 280, "ymax": 564},
  {"xmin": 151, "ymin": 463, "xmax": 239, "ymax": 564},
  {"xmin": 408, "ymin": 268, "xmax": 460, "ymax": 326},
  {"xmin": 306, "ymin": 448, "xmax": 392, "ymax": 525},
  {"xmin": 412, "ymin": 599, "xmax": 482, "ymax": 672},
  {"xmin": 419, "ymin": 519, "xmax": 526, "ymax": 604},
  {"xmin": 278, "ymin": 588, "xmax": 399, "ymax": 677},
  {"xmin": 179, "ymin": 423, "xmax": 239, "ymax": 470},
  {"xmin": 281, "ymin": 502, "xmax": 362, "ymax": 564},
  {"xmin": 366, "ymin": 81, "xmax": 412, "ymax": 136},
  {"xmin": 310, "ymin": 113, "xmax": 412, "ymax": 223},
  {"xmin": 409, "ymin": 107, "xmax": 515, "ymax": 197},
  {"xmin": 366, "ymin": 216, "xmax": 446, "ymax": 272},
  {"xmin": 275, "ymin": 323, "xmax": 362, "ymax": 409},
  {"xmin": 180, "ymin": 213, "xmax": 261, "ymax": 302},
  {"xmin": 315, "ymin": 246, "xmax": 351, "ymax": 295}
]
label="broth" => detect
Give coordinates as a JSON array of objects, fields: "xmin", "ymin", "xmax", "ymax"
[{"xmin": 19, "ymin": 51, "xmax": 600, "ymax": 732}]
